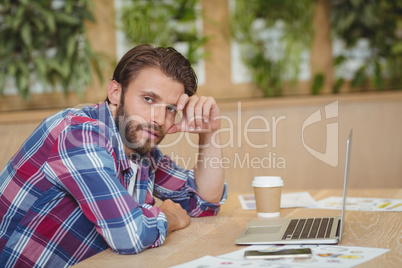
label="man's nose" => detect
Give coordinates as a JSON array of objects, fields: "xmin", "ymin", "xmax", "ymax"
[{"xmin": 151, "ymin": 104, "xmax": 166, "ymax": 127}]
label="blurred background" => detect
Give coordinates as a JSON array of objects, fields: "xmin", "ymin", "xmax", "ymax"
[{"xmin": 1, "ymin": 0, "xmax": 401, "ymax": 191}]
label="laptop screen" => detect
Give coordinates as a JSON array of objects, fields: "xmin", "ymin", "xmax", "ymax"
[{"xmin": 339, "ymin": 129, "xmax": 353, "ymax": 241}]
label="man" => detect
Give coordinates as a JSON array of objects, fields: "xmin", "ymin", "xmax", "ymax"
[{"xmin": 0, "ymin": 45, "xmax": 226, "ymax": 267}]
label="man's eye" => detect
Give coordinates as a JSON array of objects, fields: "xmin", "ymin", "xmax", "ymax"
[
  {"xmin": 144, "ymin": 97, "xmax": 153, "ymax": 103},
  {"xmin": 166, "ymin": 105, "xmax": 177, "ymax": 113}
]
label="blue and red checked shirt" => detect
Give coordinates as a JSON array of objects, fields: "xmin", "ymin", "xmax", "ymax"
[{"xmin": 0, "ymin": 101, "xmax": 227, "ymax": 267}]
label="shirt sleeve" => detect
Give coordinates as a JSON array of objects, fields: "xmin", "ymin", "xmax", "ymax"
[
  {"xmin": 152, "ymin": 149, "xmax": 227, "ymax": 217},
  {"xmin": 45, "ymin": 120, "xmax": 167, "ymax": 254}
]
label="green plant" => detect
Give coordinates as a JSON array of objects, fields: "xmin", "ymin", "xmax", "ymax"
[
  {"xmin": 231, "ymin": 0, "xmax": 314, "ymax": 97},
  {"xmin": 119, "ymin": 0, "xmax": 208, "ymax": 64},
  {"xmin": 0, "ymin": 0, "xmax": 104, "ymax": 99},
  {"xmin": 312, "ymin": 73, "xmax": 325, "ymax": 95},
  {"xmin": 330, "ymin": 0, "xmax": 402, "ymax": 91}
]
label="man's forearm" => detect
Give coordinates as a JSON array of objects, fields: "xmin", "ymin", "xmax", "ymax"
[{"xmin": 194, "ymin": 131, "xmax": 225, "ymax": 203}]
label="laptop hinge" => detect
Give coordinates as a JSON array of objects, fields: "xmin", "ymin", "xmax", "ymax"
[{"xmin": 335, "ymin": 219, "xmax": 341, "ymax": 237}]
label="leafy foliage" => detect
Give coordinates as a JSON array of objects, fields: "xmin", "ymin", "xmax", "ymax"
[
  {"xmin": 119, "ymin": 0, "xmax": 207, "ymax": 64},
  {"xmin": 231, "ymin": 0, "xmax": 314, "ymax": 97},
  {"xmin": 331, "ymin": 0, "xmax": 402, "ymax": 91},
  {"xmin": 0, "ymin": 0, "xmax": 104, "ymax": 99}
]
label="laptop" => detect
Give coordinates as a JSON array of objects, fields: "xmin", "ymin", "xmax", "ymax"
[{"xmin": 235, "ymin": 129, "xmax": 353, "ymax": 245}]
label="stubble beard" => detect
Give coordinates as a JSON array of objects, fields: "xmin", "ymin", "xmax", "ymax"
[{"xmin": 115, "ymin": 103, "xmax": 165, "ymax": 156}]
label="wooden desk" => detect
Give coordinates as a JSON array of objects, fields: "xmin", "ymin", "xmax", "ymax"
[{"xmin": 74, "ymin": 189, "xmax": 402, "ymax": 268}]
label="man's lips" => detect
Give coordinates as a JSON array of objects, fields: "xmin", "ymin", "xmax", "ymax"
[{"xmin": 142, "ymin": 129, "xmax": 159, "ymax": 140}]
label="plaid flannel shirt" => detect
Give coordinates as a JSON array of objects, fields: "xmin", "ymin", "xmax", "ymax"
[{"xmin": 0, "ymin": 101, "xmax": 227, "ymax": 267}]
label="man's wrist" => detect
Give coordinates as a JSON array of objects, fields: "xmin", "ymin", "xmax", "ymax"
[{"xmin": 198, "ymin": 130, "xmax": 220, "ymax": 146}]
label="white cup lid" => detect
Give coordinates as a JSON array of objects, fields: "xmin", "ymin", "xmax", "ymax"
[{"xmin": 252, "ymin": 176, "xmax": 283, "ymax": 187}]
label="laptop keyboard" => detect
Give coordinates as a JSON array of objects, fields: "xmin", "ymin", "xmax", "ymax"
[{"xmin": 281, "ymin": 218, "xmax": 334, "ymax": 240}]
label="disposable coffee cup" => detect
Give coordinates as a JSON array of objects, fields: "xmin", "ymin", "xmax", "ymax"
[{"xmin": 252, "ymin": 176, "xmax": 283, "ymax": 217}]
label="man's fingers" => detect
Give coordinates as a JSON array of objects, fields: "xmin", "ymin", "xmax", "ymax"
[
  {"xmin": 159, "ymin": 199, "xmax": 190, "ymax": 234},
  {"xmin": 185, "ymin": 95, "xmax": 198, "ymax": 131},
  {"xmin": 176, "ymin": 94, "xmax": 190, "ymax": 112},
  {"xmin": 200, "ymin": 97, "xmax": 214, "ymax": 123},
  {"xmin": 169, "ymin": 94, "xmax": 220, "ymax": 134},
  {"xmin": 194, "ymin": 96, "xmax": 208, "ymax": 131}
]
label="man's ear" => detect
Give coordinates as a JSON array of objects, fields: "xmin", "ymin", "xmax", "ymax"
[{"xmin": 107, "ymin": 80, "xmax": 121, "ymax": 108}]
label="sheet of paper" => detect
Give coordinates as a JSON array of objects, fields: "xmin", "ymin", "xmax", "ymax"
[
  {"xmin": 238, "ymin": 192, "xmax": 317, "ymax": 210},
  {"xmin": 171, "ymin": 255, "xmax": 272, "ymax": 268},
  {"xmin": 314, "ymin": 196, "xmax": 402, "ymax": 211},
  {"xmin": 219, "ymin": 244, "xmax": 389, "ymax": 268},
  {"xmin": 280, "ymin": 192, "xmax": 318, "ymax": 208}
]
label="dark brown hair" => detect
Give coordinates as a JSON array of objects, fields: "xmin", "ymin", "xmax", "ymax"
[{"xmin": 107, "ymin": 44, "xmax": 197, "ymax": 103}]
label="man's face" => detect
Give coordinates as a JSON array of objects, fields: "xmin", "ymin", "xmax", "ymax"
[{"xmin": 115, "ymin": 68, "xmax": 185, "ymax": 156}]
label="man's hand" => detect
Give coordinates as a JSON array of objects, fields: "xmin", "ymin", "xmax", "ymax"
[
  {"xmin": 167, "ymin": 94, "xmax": 220, "ymax": 134},
  {"xmin": 166, "ymin": 94, "xmax": 225, "ymax": 204},
  {"xmin": 159, "ymin": 199, "xmax": 190, "ymax": 235}
]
